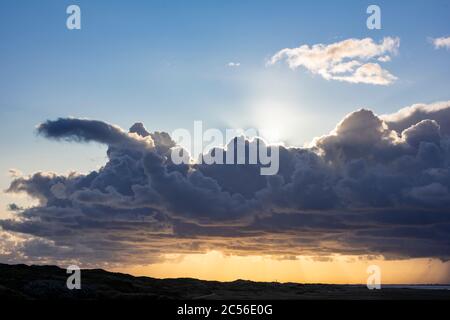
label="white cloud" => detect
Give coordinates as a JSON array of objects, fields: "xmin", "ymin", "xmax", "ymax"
[
  {"xmin": 377, "ymin": 55, "xmax": 391, "ymax": 62},
  {"xmin": 432, "ymin": 36, "xmax": 450, "ymax": 49},
  {"xmin": 332, "ymin": 63, "xmax": 397, "ymax": 85},
  {"xmin": 227, "ymin": 62, "xmax": 241, "ymax": 67},
  {"xmin": 268, "ymin": 37, "xmax": 400, "ymax": 85}
]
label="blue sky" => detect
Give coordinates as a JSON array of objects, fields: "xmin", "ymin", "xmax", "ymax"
[{"xmin": 0, "ymin": 0, "xmax": 449, "ymax": 214}]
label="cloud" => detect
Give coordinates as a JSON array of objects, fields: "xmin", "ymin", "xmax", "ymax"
[
  {"xmin": 8, "ymin": 169, "xmax": 22, "ymax": 178},
  {"xmin": 227, "ymin": 62, "xmax": 241, "ymax": 67},
  {"xmin": 2, "ymin": 100, "xmax": 450, "ymax": 266},
  {"xmin": 431, "ymin": 36, "xmax": 450, "ymax": 50},
  {"xmin": 382, "ymin": 100, "xmax": 450, "ymax": 135},
  {"xmin": 37, "ymin": 118, "xmax": 155, "ymax": 151},
  {"xmin": 331, "ymin": 63, "xmax": 397, "ymax": 85},
  {"xmin": 268, "ymin": 37, "xmax": 399, "ymax": 85}
]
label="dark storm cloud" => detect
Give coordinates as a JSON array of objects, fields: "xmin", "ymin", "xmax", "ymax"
[
  {"xmin": 2, "ymin": 100, "xmax": 450, "ymax": 266},
  {"xmin": 37, "ymin": 118, "xmax": 155, "ymax": 151}
]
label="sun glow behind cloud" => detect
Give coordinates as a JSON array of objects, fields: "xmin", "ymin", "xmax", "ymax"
[
  {"xmin": 223, "ymin": 69, "xmax": 313, "ymax": 146},
  {"xmin": 251, "ymin": 100, "xmax": 296, "ymax": 144}
]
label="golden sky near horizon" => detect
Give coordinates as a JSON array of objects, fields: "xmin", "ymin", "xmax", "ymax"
[{"xmin": 117, "ymin": 251, "xmax": 450, "ymax": 284}]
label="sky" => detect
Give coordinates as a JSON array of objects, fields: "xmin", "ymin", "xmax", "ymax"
[{"xmin": 0, "ymin": 0, "xmax": 450, "ymax": 284}]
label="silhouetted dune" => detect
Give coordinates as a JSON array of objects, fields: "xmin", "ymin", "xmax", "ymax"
[{"xmin": 1, "ymin": 263, "xmax": 449, "ymax": 300}]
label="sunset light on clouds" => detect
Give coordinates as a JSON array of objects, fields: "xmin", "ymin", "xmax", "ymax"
[{"xmin": 1, "ymin": 1, "xmax": 450, "ymax": 292}]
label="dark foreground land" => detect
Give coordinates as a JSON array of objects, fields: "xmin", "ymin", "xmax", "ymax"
[{"xmin": 1, "ymin": 263, "xmax": 449, "ymax": 300}]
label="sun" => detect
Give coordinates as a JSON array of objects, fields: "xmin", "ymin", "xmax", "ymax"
[
  {"xmin": 252, "ymin": 101, "xmax": 294, "ymax": 144},
  {"xmin": 259, "ymin": 125, "xmax": 282, "ymax": 144}
]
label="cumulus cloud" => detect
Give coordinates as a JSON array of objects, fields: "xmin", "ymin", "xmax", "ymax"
[
  {"xmin": 432, "ymin": 36, "xmax": 450, "ymax": 50},
  {"xmin": 382, "ymin": 100, "xmax": 450, "ymax": 135},
  {"xmin": 268, "ymin": 37, "xmax": 399, "ymax": 85},
  {"xmin": 2, "ymin": 100, "xmax": 450, "ymax": 267}
]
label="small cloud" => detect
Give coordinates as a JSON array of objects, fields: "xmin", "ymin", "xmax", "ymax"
[
  {"xmin": 7, "ymin": 203, "xmax": 23, "ymax": 211},
  {"xmin": 431, "ymin": 36, "xmax": 450, "ymax": 50},
  {"xmin": 8, "ymin": 169, "xmax": 22, "ymax": 178},
  {"xmin": 227, "ymin": 62, "xmax": 241, "ymax": 67},
  {"xmin": 378, "ymin": 55, "xmax": 391, "ymax": 62}
]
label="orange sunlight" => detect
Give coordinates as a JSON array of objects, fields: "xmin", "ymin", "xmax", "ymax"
[{"xmin": 116, "ymin": 251, "xmax": 450, "ymax": 284}]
